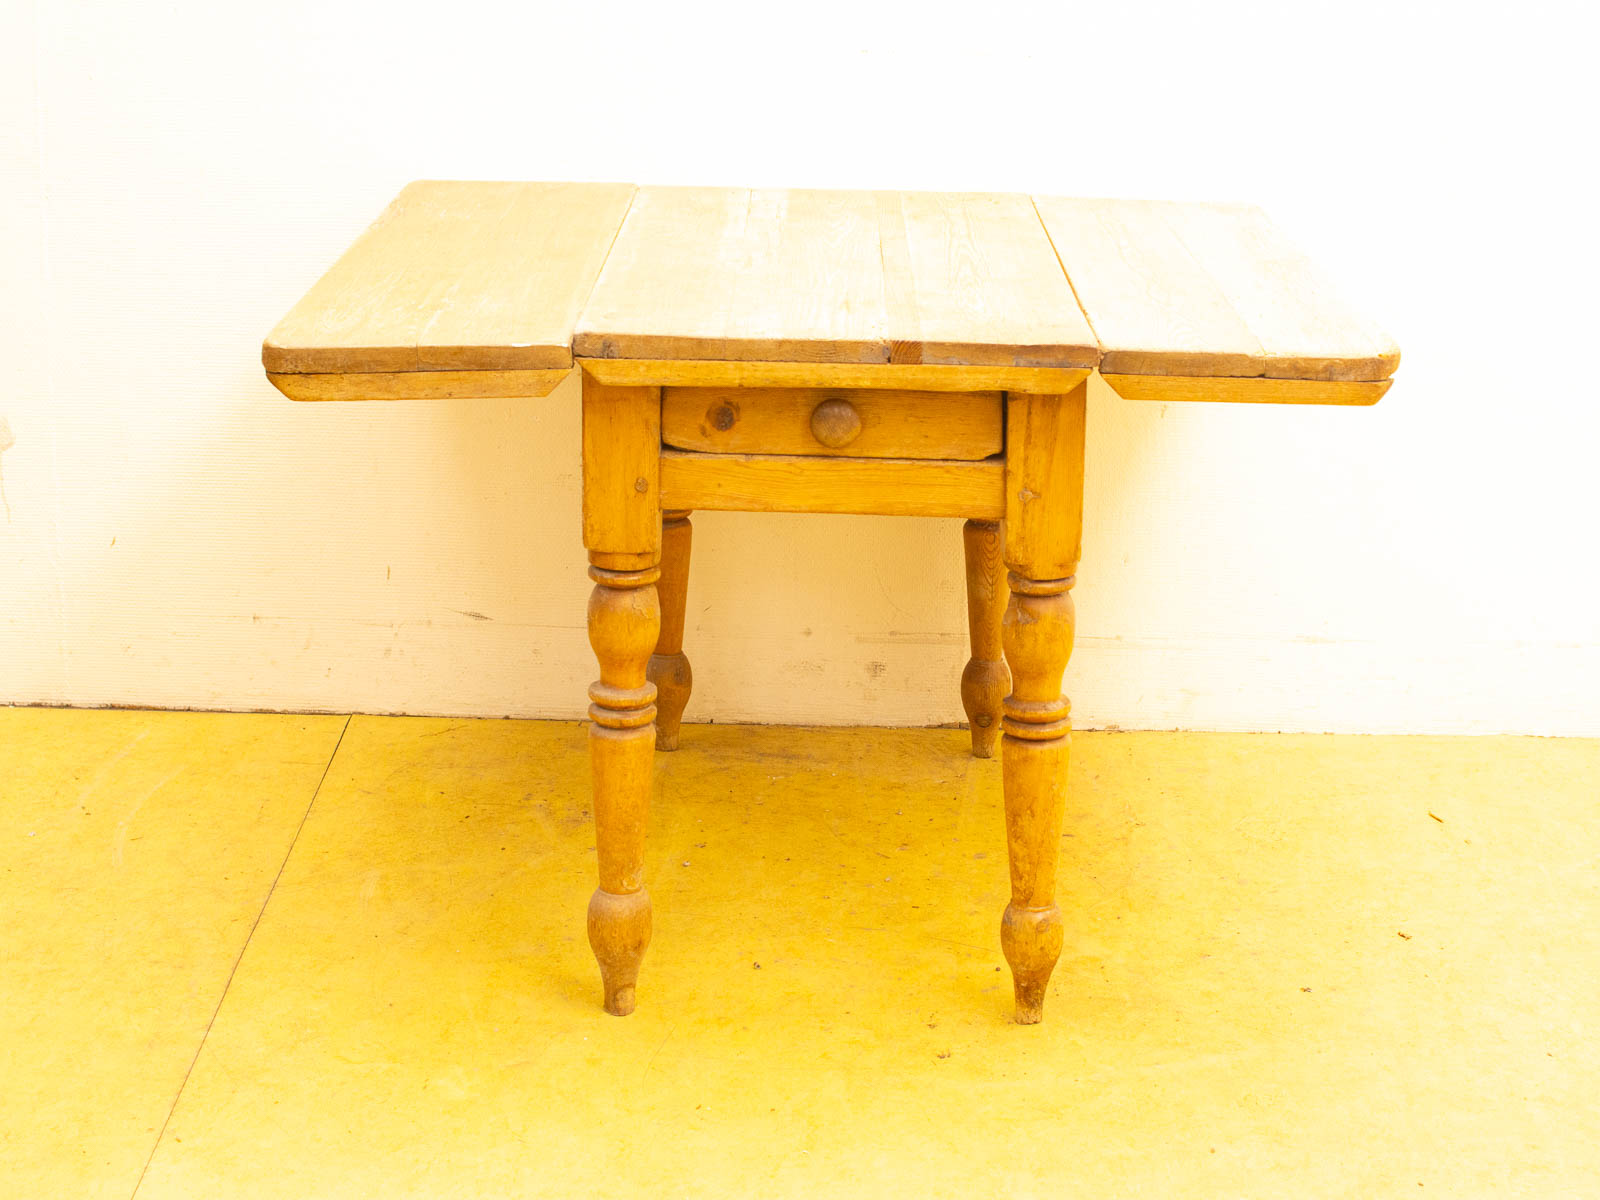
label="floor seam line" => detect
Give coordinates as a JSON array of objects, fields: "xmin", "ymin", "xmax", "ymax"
[{"xmin": 128, "ymin": 713, "xmax": 353, "ymax": 1200}]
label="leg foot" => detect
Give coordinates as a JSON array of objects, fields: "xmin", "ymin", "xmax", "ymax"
[
  {"xmin": 961, "ymin": 519, "xmax": 1009, "ymax": 758},
  {"xmin": 649, "ymin": 510, "xmax": 693, "ymax": 751},
  {"xmin": 648, "ymin": 653, "xmax": 691, "ymax": 751},
  {"xmin": 588, "ymin": 887, "xmax": 652, "ymax": 1016},
  {"xmin": 1001, "ymin": 902, "xmax": 1064, "ymax": 1024}
]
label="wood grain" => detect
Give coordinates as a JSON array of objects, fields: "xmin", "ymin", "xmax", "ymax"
[
  {"xmin": 1004, "ymin": 385, "xmax": 1089, "ymax": 581},
  {"xmin": 999, "ymin": 574, "xmax": 1075, "ymax": 1024},
  {"xmin": 263, "ymin": 181, "xmax": 635, "ymax": 375},
  {"xmin": 661, "ymin": 387, "xmax": 1003, "ymax": 460},
  {"xmin": 1034, "ymin": 195, "xmax": 1399, "ymax": 384},
  {"xmin": 878, "ymin": 191, "xmax": 1099, "ymax": 367},
  {"xmin": 1156, "ymin": 201, "xmax": 1400, "ymax": 381},
  {"xmin": 581, "ymin": 358, "xmax": 1091, "ymax": 394},
  {"xmin": 1030, "ymin": 197, "xmax": 1263, "ymax": 377},
  {"xmin": 575, "ymin": 187, "xmax": 1098, "ymax": 368},
  {"xmin": 659, "ymin": 450, "xmax": 1004, "ymax": 519},
  {"xmin": 266, "ymin": 369, "xmax": 569, "ymax": 402},
  {"xmin": 648, "ymin": 511, "xmax": 694, "ymax": 752},
  {"xmin": 960, "ymin": 519, "xmax": 1010, "ymax": 759},
  {"xmin": 586, "ymin": 563, "xmax": 659, "ymax": 1017},
  {"xmin": 581, "ymin": 379, "xmax": 661, "ymax": 571},
  {"xmin": 264, "ymin": 183, "xmax": 1399, "ymax": 407},
  {"xmin": 1101, "ymin": 373, "xmax": 1392, "ymax": 406},
  {"xmin": 575, "ymin": 187, "xmax": 887, "ymax": 364}
]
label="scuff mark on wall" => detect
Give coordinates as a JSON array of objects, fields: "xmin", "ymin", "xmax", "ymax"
[{"xmin": 0, "ymin": 415, "xmax": 13, "ymax": 522}]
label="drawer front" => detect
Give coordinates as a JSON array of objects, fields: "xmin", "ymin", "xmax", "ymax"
[{"xmin": 661, "ymin": 387, "xmax": 1003, "ymax": 460}]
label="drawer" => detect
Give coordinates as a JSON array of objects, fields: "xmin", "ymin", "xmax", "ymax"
[{"xmin": 661, "ymin": 387, "xmax": 1003, "ymax": 460}]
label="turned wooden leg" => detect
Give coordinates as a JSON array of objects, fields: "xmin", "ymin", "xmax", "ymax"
[
  {"xmin": 581, "ymin": 376, "xmax": 663, "ymax": 1016},
  {"xmin": 998, "ymin": 383, "xmax": 1087, "ymax": 1024},
  {"xmin": 999, "ymin": 573, "xmax": 1075, "ymax": 1023},
  {"xmin": 960, "ymin": 518, "xmax": 1010, "ymax": 758},
  {"xmin": 648, "ymin": 510, "xmax": 693, "ymax": 751},
  {"xmin": 586, "ymin": 562, "xmax": 659, "ymax": 1016}
]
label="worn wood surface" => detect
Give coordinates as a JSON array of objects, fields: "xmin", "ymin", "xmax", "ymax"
[
  {"xmin": 662, "ymin": 387, "xmax": 1003, "ymax": 460},
  {"xmin": 574, "ymin": 188, "xmax": 1098, "ymax": 368},
  {"xmin": 581, "ymin": 370, "xmax": 666, "ymax": 1017},
  {"xmin": 999, "ymin": 576, "xmax": 1074, "ymax": 1024},
  {"xmin": 878, "ymin": 191, "xmax": 1100, "ymax": 367},
  {"xmin": 265, "ymin": 182, "xmax": 1398, "ymax": 405},
  {"xmin": 1004, "ymin": 385, "xmax": 1089, "ymax": 582},
  {"xmin": 585, "ymin": 561, "xmax": 659, "ymax": 1018},
  {"xmin": 263, "ymin": 181, "xmax": 634, "ymax": 376},
  {"xmin": 660, "ymin": 450, "xmax": 1005, "ymax": 519},
  {"xmin": 266, "ymin": 368, "xmax": 569, "ymax": 402},
  {"xmin": 995, "ymin": 381, "xmax": 1088, "ymax": 1023},
  {"xmin": 960, "ymin": 519, "xmax": 1010, "ymax": 759},
  {"xmin": 1034, "ymin": 195, "xmax": 1399, "ymax": 382},
  {"xmin": 1101, "ymin": 374, "xmax": 1392, "ymax": 406},
  {"xmin": 581, "ymin": 380, "xmax": 661, "ymax": 571},
  {"xmin": 648, "ymin": 511, "xmax": 693, "ymax": 752},
  {"xmin": 583, "ymin": 358, "xmax": 1091, "ymax": 394}
]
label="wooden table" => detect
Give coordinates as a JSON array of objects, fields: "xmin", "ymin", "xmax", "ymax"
[{"xmin": 265, "ymin": 182, "xmax": 1397, "ymax": 1023}]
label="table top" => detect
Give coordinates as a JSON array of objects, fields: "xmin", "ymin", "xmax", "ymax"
[
  {"xmin": 264, "ymin": 181, "xmax": 1397, "ymax": 402},
  {"xmin": 573, "ymin": 187, "xmax": 1098, "ymax": 369}
]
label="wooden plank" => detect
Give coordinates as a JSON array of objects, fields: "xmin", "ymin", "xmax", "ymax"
[
  {"xmin": 263, "ymin": 181, "xmax": 635, "ymax": 376},
  {"xmin": 266, "ymin": 369, "xmax": 569, "ymax": 402},
  {"xmin": 727, "ymin": 188, "xmax": 888, "ymax": 362},
  {"xmin": 1031, "ymin": 196, "xmax": 1263, "ymax": 377},
  {"xmin": 1005, "ymin": 384, "xmax": 1088, "ymax": 580},
  {"xmin": 577, "ymin": 188, "xmax": 1097, "ymax": 369},
  {"xmin": 581, "ymin": 358, "xmax": 1091, "ymax": 394},
  {"xmin": 1101, "ymin": 373, "xmax": 1391, "ymax": 406},
  {"xmin": 575, "ymin": 187, "xmax": 888, "ymax": 364},
  {"xmin": 1157, "ymin": 201, "xmax": 1399, "ymax": 381},
  {"xmin": 416, "ymin": 182, "xmax": 638, "ymax": 370},
  {"xmin": 1033, "ymin": 195, "xmax": 1399, "ymax": 384},
  {"xmin": 661, "ymin": 387, "xmax": 1003, "ymax": 459},
  {"xmin": 659, "ymin": 450, "xmax": 1004, "ymax": 519},
  {"xmin": 882, "ymin": 191, "xmax": 1098, "ymax": 368}
]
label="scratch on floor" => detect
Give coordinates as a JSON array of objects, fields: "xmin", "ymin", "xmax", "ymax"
[
  {"xmin": 113, "ymin": 766, "xmax": 182, "ymax": 867},
  {"xmin": 76, "ymin": 727, "xmax": 153, "ymax": 808}
]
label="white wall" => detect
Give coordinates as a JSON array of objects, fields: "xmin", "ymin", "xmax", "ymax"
[{"xmin": 3, "ymin": 0, "xmax": 1597, "ymax": 735}]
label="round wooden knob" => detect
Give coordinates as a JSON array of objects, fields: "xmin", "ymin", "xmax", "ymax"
[{"xmin": 810, "ymin": 398, "xmax": 862, "ymax": 449}]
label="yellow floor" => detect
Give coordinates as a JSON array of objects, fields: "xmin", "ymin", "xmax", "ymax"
[{"xmin": 3, "ymin": 709, "xmax": 1597, "ymax": 1197}]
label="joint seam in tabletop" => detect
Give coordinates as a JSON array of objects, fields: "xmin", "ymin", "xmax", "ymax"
[
  {"xmin": 129, "ymin": 714, "xmax": 352, "ymax": 1200},
  {"xmin": 1031, "ymin": 194, "xmax": 1397, "ymax": 383},
  {"xmin": 1030, "ymin": 195, "xmax": 1106, "ymax": 363}
]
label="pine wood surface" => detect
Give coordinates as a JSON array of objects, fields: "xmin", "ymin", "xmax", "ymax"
[
  {"xmin": 661, "ymin": 387, "xmax": 1003, "ymax": 460},
  {"xmin": 658, "ymin": 450, "xmax": 1005, "ymax": 519},
  {"xmin": 580, "ymin": 381, "xmax": 661, "ymax": 570},
  {"xmin": 265, "ymin": 182, "xmax": 1395, "ymax": 402},
  {"xmin": 1100, "ymin": 373, "xmax": 1392, "ymax": 406},
  {"xmin": 581, "ymin": 359, "xmax": 1091, "ymax": 393},
  {"xmin": 960, "ymin": 519, "xmax": 1010, "ymax": 759},
  {"xmin": 573, "ymin": 187, "xmax": 1099, "ymax": 369},
  {"xmin": 265, "ymin": 368, "xmax": 569, "ymax": 401},
  {"xmin": 262, "ymin": 181, "xmax": 635, "ymax": 376},
  {"xmin": 1033, "ymin": 196, "xmax": 1399, "ymax": 382}
]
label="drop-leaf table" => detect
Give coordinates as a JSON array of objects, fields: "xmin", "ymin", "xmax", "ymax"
[{"xmin": 265, "ymin": 182, "xmax": 1397, "ymax": 1023}]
